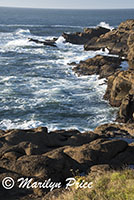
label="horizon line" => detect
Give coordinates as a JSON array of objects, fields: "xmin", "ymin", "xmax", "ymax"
[{"xmin": 0, "ymin": 6, "xmax": 134, "ymax": 10}]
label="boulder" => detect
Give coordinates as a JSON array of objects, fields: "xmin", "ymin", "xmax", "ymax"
[
  {"xmin": 64, "ymin": 138, "xmax": 128, "ymax": 169},
  {"xmin": 0, "ymin": 128, "xmax": 98, "ymax": 158},
  {"xmin": 0, "ymin": 125, "xmax": 133, "ymax": 199}
]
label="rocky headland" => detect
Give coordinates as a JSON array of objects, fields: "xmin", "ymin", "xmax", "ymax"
[{"xmin": 1, "ymin": 19, "xmax": 134, "ymax": 200}]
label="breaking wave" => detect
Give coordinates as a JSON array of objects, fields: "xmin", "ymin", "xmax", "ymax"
[{"xmin": 97, "ymin": 21, "xmax": 114, "ymax": 30}]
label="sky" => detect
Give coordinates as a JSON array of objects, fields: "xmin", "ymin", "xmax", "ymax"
[{"xmin": 0, "ymin": 0, "xmax": 134, "ymax": 9}]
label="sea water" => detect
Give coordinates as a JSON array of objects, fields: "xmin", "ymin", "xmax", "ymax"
[{"xmin": 0, "ymin": 7, "xmax": 133, "ymax": 131}]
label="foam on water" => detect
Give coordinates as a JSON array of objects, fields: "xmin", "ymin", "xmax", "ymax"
[
  {"xmin": 56, "ymin": 36, "xmax": 66, "ymax": 48},
  {"xmin": 0, "ymin": 23, "xmax": 118, "ymax": 131},
  {"xmin": 97, "ymin": 21, "xmax": 114, "ymax": 30},
  {"xmin": 15, "ymin": 28, "xmax": 31, "ymax": 36},
  {"xmin": 6, "ymin": 38, "xmax": 31, "ymax": 47}
]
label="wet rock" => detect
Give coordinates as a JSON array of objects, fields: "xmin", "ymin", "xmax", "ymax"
[
  {"xmin": 62, "ymin": 26, "xmax": 110, "ymax": 45},
  {"xmin": 28, "ymin": 38, "xmax": 57, "ymax": 47},
  {"xmin": 73, "ymin": 55, "xmax": 122, "ymax": 78}
]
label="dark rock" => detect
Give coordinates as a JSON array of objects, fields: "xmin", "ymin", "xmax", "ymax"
[
  {"xmin": 110, "ymin": 143, "xmax": 134, "ymax": 166},
  {"xmin": 67, "ymin": 62, "xmax": 77, "ymax": 66},
  {"xmin": 64, "ymin": 138, "xmax": 128, "ymax": 169},
  {"xmin": 116, "ymin": 94, "xmax": 134, "ymax": 123},
  {"xmin": 62, "ymin": 26, "xmax": 110, "ymax": 45},
  {"xmin": 73, "ymin": 55, "xmax": 122, "ymax": 78},
  {"xmin": 42, "ymin": 188, "xmax": 65, "ymax": 200},
  {"xmin": 0, "ymin": 125, "xmax": 133, "ymax": 199},
  {"xmin": 28, "ymin": 38, "xmax": 57, "ymax": 47}
]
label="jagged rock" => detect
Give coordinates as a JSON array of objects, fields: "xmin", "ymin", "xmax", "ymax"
[
  {"xmin": 28, "ymin": 38, "xmax": 57, "ymax": 47},
  {"xmin": 127, "ymin": 32, "xmax": 134, "ymax": 63},
  {"xmin": 62, "ymin": 26, "xmax": 110, "ymax": 45},
  {"xmin": 73, "ymin": 55, "xmax": 122, "ymax": 78},
  {"xmin": 84, "ymin": 19, "xmax": 134, "ymax": 57},
  {"xmin": 117, "ymin": 94, "xmax": 134, "ymax": 123},
  {"xmin": 104, "ymin": 69, "xmax": 134, "ymax": 107}
]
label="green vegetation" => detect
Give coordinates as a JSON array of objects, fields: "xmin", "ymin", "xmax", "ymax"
[{"xmin": 56, "ymin": 169, "xmax": 134, "ymax": 200}]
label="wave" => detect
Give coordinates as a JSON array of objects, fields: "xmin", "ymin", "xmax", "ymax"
[
  {"xmin": 0, "ymin": 24, "xmax": 83, "ymax": 29},
  {"xmin": 97, "ymin": 22, "xmax": 114, "ymax": 30},
  {"xmin": 56, "ymin": 36, "xmax": 66, "ymax": 48},
  {"xmin": 0, "ymin": 119, "xmax": 45, "ymax": 130},
  {"xmin": 15, "ymin": 28, "xmax": 31, "ymax": 36},
  {"xmin": 5, "ymin": 38, "xmax": 30, "ymax": 47},
  {"xmin": 51, "ymin": 25, "xmax": 83, "ymax": 28}
]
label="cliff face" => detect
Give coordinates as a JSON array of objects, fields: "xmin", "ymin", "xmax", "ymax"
[
  {"xmin": 71, "ymin": 20, "xmax": 134, "ymax": 123},
  {"xmin": 128, "ymin": 32, "xmax": 134, "ymax": 63}
]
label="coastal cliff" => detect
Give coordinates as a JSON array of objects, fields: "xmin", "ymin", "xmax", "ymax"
[{"xmin": 1, "ymin": 19, "xmax": 134, "ymax": 199}]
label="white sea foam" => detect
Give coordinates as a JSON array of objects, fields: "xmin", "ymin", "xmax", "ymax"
[
  {"xmin": 0, "ymin": 119, "xmax": 44, "ymax": 130},
  {"xmin": 5, "ymin": 38, "xmax": 31, "ymax": 47},
  {"xmin": 97, "ymin": 22, "xmax": 114, "ymax": 30},
  {"xmin": 56, "ymin": 36, "xmax": 66, "ymax": 48},
  {"xmin": 15, "ymin": 28, "xmax": 31, "ymax": 36},
  {"xmin": 0, "ymin": 24, "xmax": 118, "ymax": 131}
]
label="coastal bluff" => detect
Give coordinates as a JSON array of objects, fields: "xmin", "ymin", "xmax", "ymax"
[
  {"xmin": 69, "ymin": 19, "xmax": 134, "ymax": 123},
  {"xmin": 0, "ymin": 19, "xmax": 134, "ymax": 199}
]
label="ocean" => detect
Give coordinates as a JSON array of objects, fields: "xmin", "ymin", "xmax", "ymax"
[{"xmin": 0, "ymin": 7, "xmax": 133, "ymax": 131}]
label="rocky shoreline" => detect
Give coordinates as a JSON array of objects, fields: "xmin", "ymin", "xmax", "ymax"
[{"xmin": 0, "ymin": 19, "xmax": 134, "ymax": 199}]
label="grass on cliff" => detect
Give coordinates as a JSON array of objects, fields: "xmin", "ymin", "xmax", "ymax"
[{"xmin": 56, "ymin": 169, "xmax": 134, "ymax": 200}]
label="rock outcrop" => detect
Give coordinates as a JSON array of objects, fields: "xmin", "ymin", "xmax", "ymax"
[
  {"xmin": 73, "ymin": 55, "xmax": 123, "ymax": 78},
  {"xmin": 62, "ymin": 26, "xmax": 110, "ymax": 45},
  {"xmin": 0, "ymin": 125, "xmax": 134, "ymax": 199},
  {"xmin": 84, "ymin": 19, "xmax": 134, "ymax": 58},
  {"xmin": 127, "ymin": 32, "xmax": 134, "ymax": 63},
  {"xmin": 104, "ymin": 70, "xmax": 134, "ymax": 106},
  {"xmin": 28, "ymin": 38, "xmax": 57, "ymax": 47}
]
